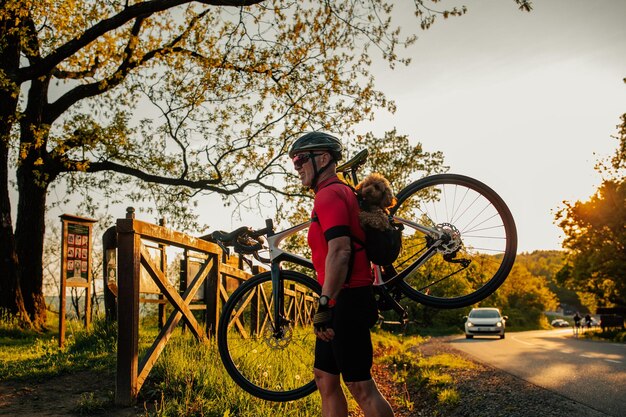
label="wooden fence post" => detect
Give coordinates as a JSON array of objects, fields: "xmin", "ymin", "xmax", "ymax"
[
  {"xmin": 102, "ymin": 226, "xmax": 117, "ymax": 323},
  {"xmin": 206, "ymin": 253, "xmax": 220, "ymax": 336},
  {"xmin": 115, "ymin": 207, "xmax": 141, "ymax": 406}
]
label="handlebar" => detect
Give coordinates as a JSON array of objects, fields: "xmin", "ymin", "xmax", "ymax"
[{"xmin": 209, "ymin": 222, "xmax": 273, "ymax": 259}]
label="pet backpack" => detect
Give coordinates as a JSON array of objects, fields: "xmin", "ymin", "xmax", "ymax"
[
  {"xmin": 314, "ymin": 179, "xmax": 403, "ymax": 267},
  {"xmin": 353, "ymin": 221, "xmax": 403, "ymax": 266}
]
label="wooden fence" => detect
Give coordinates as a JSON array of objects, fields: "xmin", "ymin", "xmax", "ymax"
[{"xmin": 113, "ymin": 207, "xmax": 262, "ymax": 406}]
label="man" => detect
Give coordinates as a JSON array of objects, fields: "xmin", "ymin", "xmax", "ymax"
[
  {"xmin": 289, "ymin": 132, "xmax": 394, "ymax": 417},
  {"xmin": 574, "ymin": 312, "xmax": 582, "ymax": 330}
]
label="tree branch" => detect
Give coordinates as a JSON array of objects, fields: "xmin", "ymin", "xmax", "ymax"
[
  {"xmin": 16, "ymin": 0, "xmax": 266, "ymax": 83},
  {"xmin": 81, "ymin": 159, "xmax": 295, "ymax": 197},
  {"xmin": 52, "ymin": 57, "xmax": 101, "ymax": 79},
  {"xmin": 45, "ymin": 7, "xmax": 220, "ymax": 122}
]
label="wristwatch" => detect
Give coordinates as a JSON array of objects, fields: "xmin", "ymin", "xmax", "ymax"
[{"xmin": 318, "ymin": 295, "xmax": 336, "ymax": 307}]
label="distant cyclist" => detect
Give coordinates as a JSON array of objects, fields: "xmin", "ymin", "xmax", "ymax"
[
  {"xmin": 573, "ymin": 313, "xmax": 582, "ymax": 335},
  {"xmin": 584, "ymin": 313, "xmax": 592, "ymax": 329}
]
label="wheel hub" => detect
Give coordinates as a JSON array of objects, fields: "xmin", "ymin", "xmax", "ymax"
[
  {"xmin": 264, "ymin": 322, "xmax": 293, "ymax": 350},
  {"xmin": 435, "ymin": 222, "xmax": 462, "ymax": 254}
]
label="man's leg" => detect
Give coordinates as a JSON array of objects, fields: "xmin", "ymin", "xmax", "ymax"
[
  {"xmin": 314, "ymin": 368, "xmax": 348, "ymax": 417},
  {"xmin": 346, "ymin": 379, "xmax": 394, "ymax": 417}
]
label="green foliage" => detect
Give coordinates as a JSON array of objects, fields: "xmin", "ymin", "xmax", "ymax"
[
  {"xmin": 554, "ymin": 111, "xmax": 626, "ymax": 309},
  {"xmin": 556, "ymin": 178, "xmax": 626, "ymax": 307},
  {"xmin": 72, "ymin": 391, "xmax": 112, "ymax": 416},
  {"xmin": 436, "ymin": 388, "xmax": 460, "ymax": 406},
  {"xmin": 593, "ymin": 329, "xmax": 626, "ymax": 343},
  {"xmin": 146, "ymin": 333, "xmax": 322, "ymax": 417},
  {"xmin": 69, "ymin": 317, "xmax": 117, "ymax": 354},
  {"xmin": 0, "ymin": 318, "xmax": 324, "ymax": 416},
  {"xmin": 0, "ymin": 316, "xmax": 116, "ymax": 382},
  {"xmin": 353, "ymin": 129, "xmax": 448, "ymax": 191},
  {"xmin": 516, "ymin": 250, "xmax": 595, "ymax": 315},
  {"xmin": 3, "ymin": 0, "xmax": 462, "ymax": 231},
  {"xmin": 390, "ymin": 255, "xmax": 560, "ymax": 333},
  {"xmin": 517, "ymin": 250, "xmax": 565, "ymax": 279},
  {"xmin": 373, "ymin": 332, "xmax": 468, "ymax": 411},
  {"xmin": 0, "ymin": 0, "xmax": 470, "ymax": 328},
  {"xmin": 482, "ymin": 263, "xmax": 558, "ymax": 329}
]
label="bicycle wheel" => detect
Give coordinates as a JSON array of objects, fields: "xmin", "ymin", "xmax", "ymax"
[
  {"xmin": 389, "ymin": 174, "xmax": 517, "ymax": 309},
  {"xmin": 217, "ymin": 270, "xmax": 321, "ymax": 402}
]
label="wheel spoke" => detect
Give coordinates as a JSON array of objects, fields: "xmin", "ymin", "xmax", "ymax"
[
  {"xmin": 392, "ymin": 174, "xmax": 516, "ymax": 309},
  {"xmin": 218, "ymin": 271, "xmax": 320, "ymax": 401}
]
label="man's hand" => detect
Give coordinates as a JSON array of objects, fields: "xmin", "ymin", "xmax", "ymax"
[{"xmin": 313, "ymin": 304, "xmax": 335, "ymax": 341}]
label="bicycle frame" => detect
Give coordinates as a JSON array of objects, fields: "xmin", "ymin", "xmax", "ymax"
[
  {"xmin": 261, "ymin": 212, "xmax": 447, "ymax": 334},
  {"xmin": 217, "ymin": 148, "xmax": 518, "ymax": 402}
]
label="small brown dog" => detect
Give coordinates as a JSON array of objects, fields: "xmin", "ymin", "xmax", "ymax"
[{"xmin": 355, "ymin": 173, "xmax": 397, "ymax": 231}]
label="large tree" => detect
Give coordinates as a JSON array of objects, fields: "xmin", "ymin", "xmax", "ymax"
[
  {"xmin": 555, "ymin": 112, "xmax": 626, "ymax": 307},
  {"xmin": 0, "ymin": 0, "xmax": 531, "ymax": 328}
]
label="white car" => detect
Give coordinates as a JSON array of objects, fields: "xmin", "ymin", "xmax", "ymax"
[{"xmin": 464, "ymin": 307, "xmax": 507, "ymax": 339}]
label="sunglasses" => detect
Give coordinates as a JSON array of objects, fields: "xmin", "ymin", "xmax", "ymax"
[{"xmin": 292, "ymin": 153, "xmax": 322, "ymax": 170}]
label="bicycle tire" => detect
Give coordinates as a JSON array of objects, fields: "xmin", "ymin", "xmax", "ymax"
[
  {"xmin": 389, "ymin": 174, "xmax": 517, "ymax": 309},
  {"xmin": 217, "ymin": 270, "xmax": 321, "ymax": 402}
]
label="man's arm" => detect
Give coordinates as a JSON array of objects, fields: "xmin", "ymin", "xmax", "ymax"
[
  {"xmin": 314, "ymin": 235, "xmax": 351, "ymax": 342},
  {"xmin": 322, "ymin": 236, "xmax": 352, "ymax": 299}
]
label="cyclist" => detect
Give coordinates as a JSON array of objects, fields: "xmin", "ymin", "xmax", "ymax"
[
  {"xmin": 289, "ymin": 132, "xmax": 394, "ymax": 417},
  {"xmin": 584, "ymin": 313, "xmax": 592, "ymax": 329},
  {"xmin": 573, "ymin": 312, "xmax": 582, "ymax": 335}
]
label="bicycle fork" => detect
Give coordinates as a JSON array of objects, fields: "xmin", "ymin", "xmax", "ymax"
[{"xmin": 270, "ymin": 262, "xmax": 288, "ymax": 338}]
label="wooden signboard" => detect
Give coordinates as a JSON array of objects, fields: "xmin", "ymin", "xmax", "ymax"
[{"xmin": 59, "ymin": 214, "xmax": 97, "ymax": 347}]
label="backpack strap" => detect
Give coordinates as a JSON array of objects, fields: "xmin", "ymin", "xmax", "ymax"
[{"xmin": 311, "ymin": 180, "xmax": 360, "ymax": 286}]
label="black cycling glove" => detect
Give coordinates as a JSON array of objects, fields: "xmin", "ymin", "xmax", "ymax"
[{"xmin": 313, "ymin": 304, "xmax": 334, "ymax": 332}]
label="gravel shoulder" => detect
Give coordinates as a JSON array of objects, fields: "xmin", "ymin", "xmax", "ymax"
[{"xmin": 373, "ymin": 336, "xmax": 612, "ymax": 417}]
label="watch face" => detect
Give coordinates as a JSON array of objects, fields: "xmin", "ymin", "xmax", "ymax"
[{"xmin": 319, "ymin": 295, "xmax": 328, "ymax": 306}]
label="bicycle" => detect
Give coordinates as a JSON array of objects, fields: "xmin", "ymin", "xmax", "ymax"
[
  {"xmin": 211, "ymin": 149, "xmax": 517, "ymax": 402},
  {"xmin": 573, "ymin": 322, "xmax": 581, "ymax": 337}
]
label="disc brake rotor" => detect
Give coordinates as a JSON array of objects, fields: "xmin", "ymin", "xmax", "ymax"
[
  {"xmin": 436, "ymin": 222, "xmax": 462, "ymax": 255},
  {"xmin": 263, "ymin": 323, "xmax": 293, "ymax": 350}
]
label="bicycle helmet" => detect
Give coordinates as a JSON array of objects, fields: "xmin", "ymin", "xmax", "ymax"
[{"xmin": 288, "ymin": 132, "xmax": 343, "ymax": 161}]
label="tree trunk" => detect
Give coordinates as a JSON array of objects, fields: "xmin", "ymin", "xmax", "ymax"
[
  {"xmin": 15, "ymin": 166, "xmax": 50, "ymax": 329},
  {"xmin": 0, "ymin": 141, "xmax": 31, "ymax": 326},
  {"xmin": 0, "ymin": 3, "xmax": 32, "ymax": 327}
]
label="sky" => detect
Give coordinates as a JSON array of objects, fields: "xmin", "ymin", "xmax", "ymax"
[
  {"xmin": 17, "ymin": 0, "xmax": 625, "ymax": 255},
  {"xmin": 357, "ymin": 0, "xmax": 626, "ymax": 253}
]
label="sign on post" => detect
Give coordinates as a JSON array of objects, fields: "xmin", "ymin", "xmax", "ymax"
[{"xmin": 59, "ymin": 214, "xmax": 97, "ymax": 348}]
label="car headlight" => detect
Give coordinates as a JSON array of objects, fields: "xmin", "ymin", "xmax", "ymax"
[
  {"xmin": 496, "ymin": 321, "xmax": 502, "ymax": 327},
  {"xmin": 466, "ymin": 321, "xmax": 473, "ymax": 327}
]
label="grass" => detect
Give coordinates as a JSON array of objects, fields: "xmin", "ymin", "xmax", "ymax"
[
  {"xmin": 0, "ymin": 316, "xmax": 117, "ymax": 382},
  {"xmin": 144, "ymin": 332, "xmax": 323, "ymax": 417},
  {"xmin": 0, "ymin": 315, "xmax": 325, "ymax": 416},
  {"xmin": 373, "ymin": 330, "xmax": 473, "ymax": 412},
  {"xmin": 72, "ymin": 392, "xmax": 111, "ymax": 415},
  {"xmin": 12, "ymin": 314, "xmax": 599, "ymax": 416},
  {"xmin": 580, "ymin": 328, "xmax": 626, "ymax": 342}
]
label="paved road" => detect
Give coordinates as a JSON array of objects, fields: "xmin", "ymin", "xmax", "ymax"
[{"xmin": 447, "ymin": 329, "xmax": 626, "ymax": 417}]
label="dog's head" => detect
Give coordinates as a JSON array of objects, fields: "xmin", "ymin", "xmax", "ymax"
[{"xmin": 356, "ymin": 173, "xmax": 396, "ymax": 209}]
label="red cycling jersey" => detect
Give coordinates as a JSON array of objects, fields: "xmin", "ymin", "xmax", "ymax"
[{"xmin": 308, "ymin": 176, "xmax": 373, "ymax": 288}]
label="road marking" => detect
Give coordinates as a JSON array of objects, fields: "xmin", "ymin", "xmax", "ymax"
[
  {"xmin": 510, "ymin": 335, "xmax": 537, "ymax": 347},
  {"xmin": 605, "ymin": 359, "xmax": 622, "ymax": 364},
  {"xmin": 580, "ymin": 354, "xmax": 594, "ymax": 358}
]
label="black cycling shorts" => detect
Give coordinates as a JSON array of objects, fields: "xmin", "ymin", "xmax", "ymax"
[{"xmin": 314, "ymin": 285, "xmax": 379, "ymax": 382}]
